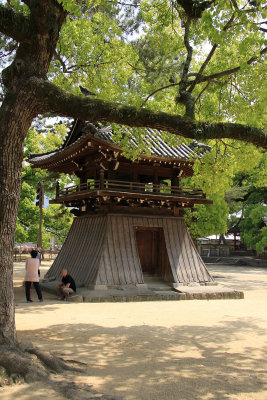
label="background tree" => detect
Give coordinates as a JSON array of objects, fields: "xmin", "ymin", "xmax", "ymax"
[
  {"xmin": 225, "ymin": 151, "xmax": 267, "ymax": 253},
  {"xmin": 241, "ymin": 201, "xmax": 267, "ymax": 254},
  {"xmin": 0, "ymin": 0, "xmax": 266, "ymax": 381},
  {"xmin": 16, "ymin": 125, "xmax": 74, "ymax": 247}
]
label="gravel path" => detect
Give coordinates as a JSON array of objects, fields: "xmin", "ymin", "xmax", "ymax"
[{"xmin": 1, "ymin": 261, "xmax": 266, "ymax": 400}]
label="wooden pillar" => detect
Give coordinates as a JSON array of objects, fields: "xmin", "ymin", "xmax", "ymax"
[
  {"xmin": 108, "ymin": 165, "xmax": 115, "ymax": 189},
  {"xmin": 79, "ymin": 176, "xmax": 87, "ymax": 191},
  {"xmin": 132, "ymin": 167, "xmax": 137, "ymax": 191},
  {"xmin": 132, "ymin": 167, "xmax": 137, "ymax": 181},
  {"xmin": 171, "ymin": 174, "xmax": 179, "ymax": 194},
  {"xmin": 153, "ymin": 170, "xmax": 159, "ymax": 193},
  {"xmin": 173, "ymin": 205, "xmax": 179, "ymax": 217},
  {"xmin": 99, "ymin": 168, "xmax": 104, "ymax": 190},
  {"xmin": 56, "ymin": 181, "xmax": 59, "ymax": 197},
  {"xmin": 108, "ymin": 168, "xmax": 115, "ymax": 180}
]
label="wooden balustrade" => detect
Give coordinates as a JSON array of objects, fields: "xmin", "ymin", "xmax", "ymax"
[{"xmin": 57, "ymin": 179, "xmax": 205, "ymax": 198}]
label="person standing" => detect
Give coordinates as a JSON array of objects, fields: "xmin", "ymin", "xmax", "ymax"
[
  {"xmin": 56, "ymin": 269, "xmax": 76, "ymax": 300},
  {"xmin": 25, "ymin": 249, "xmax": 43, "ymax": 303},
  {"xmin": 36, "ymin": 248, "xmax": 41, "ymax": 276}
]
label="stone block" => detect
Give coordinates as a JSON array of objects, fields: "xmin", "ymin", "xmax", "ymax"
[
  {"xmin": 135, "ymin": 283, "xmax": 148, "ymax": 289},
  {"xmin": 67, "ymin": 295, "xmax": 83, "ymax": 302},
  {"xmin": 86, "ymin": 285, "xmax": 108, "ymax": 290}
]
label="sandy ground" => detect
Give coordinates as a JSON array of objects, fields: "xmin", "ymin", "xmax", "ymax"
[{"xmin": 0, "ymin": 260, "xmax": 267, "ymax": 400}]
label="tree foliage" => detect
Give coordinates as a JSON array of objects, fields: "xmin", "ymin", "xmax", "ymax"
[
  {"xmin": 241, "ymin": 203, "xmax": 267, "ymax": 253},
  {"xmin": 184, "ymin": 193, "xmax": 229, "ymax": 240},
  {"xmin": 226, "ymin": 152, "xmax": 267, "ymax": 253},
  {"xmin": 16, "ymin": 126, "xmax": 74, "ymax": 247}
]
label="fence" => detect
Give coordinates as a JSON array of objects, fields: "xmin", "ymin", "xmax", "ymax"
[
  {"xmin": 198, "ymin": 245, "xmax": 230, "ymax": 257},
  {"xmin": 14, "ymin": 249, "xmax": 60, "ymax": 262}
]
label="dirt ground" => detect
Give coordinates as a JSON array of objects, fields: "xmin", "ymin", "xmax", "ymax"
[{"xmin": 0, "ymin": 260, "xmax": 267, "ymax": 400}]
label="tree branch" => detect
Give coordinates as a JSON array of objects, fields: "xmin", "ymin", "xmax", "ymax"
[
  {"xmin": 179, "ymin": 19, "xmax": 193, "ymax": 95},
  {"xmin": 174, "ymin": 0, "xmax": 215, "ymax": 20},
  {"xmin": 127, "ymin": 62, "xmax": 148, "ymax": 73},
  {"xmin": 188, "ymin": 47, "xmax": 267, "ymax": 85},
  {"xmin": 115, "ymin": 1, "xmax": 141, "ymax": 6},
  {"xmin": 53, "ymin": 50, "xmax": 68, "ymax": 72},
  {"xmin": 194, "ymin": 81, "xmax": 211, "ymax": 104},
  {"xmin": 0, "ymin": 40, "xmax": 18, "ymax": 59},
  {"xmin": 140, "ymin": 83, "xmax": 178, "ymax": 107},
  {"xmin": 230, "ymin": 0, "xmax": 239, "ymax": 11},
  {"xmin": 53, "ymin": 50, "xmax": 119, "ymax": 73},
  {"xmin": 0, "ymin": 5, "xmax": 30, "ymax": 42},
  {"xmin": 30, "ymin": 77, "xmax": 267, "ymax": 148},
  {"xmin": 188, "ymin": 11, "xmax": 236, "ymax": 92},
  {"xmin": 173, "ymin": 15, "xmax": 195, "ymax": 119}
]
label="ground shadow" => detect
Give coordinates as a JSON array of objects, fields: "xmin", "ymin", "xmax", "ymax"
[{"xmin": 16, "ymin": 318, "xmax": 267, "ymax": 400}]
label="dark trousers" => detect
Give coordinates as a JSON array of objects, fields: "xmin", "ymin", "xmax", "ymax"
[{"xmin": 25, "ymin": 281, "xmax": 43, "ymax": 301}]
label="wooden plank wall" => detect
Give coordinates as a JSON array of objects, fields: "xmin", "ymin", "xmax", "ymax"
[
  {"xmin": 96, "ymin": 214, "xmax": 213, "ymax": 285},
  {"xmin": 45, "ymin": 215, "xmax": 107, "ymax": 286},
  {"xmin": 96, "ymin": 215, "xmax": 144, "ymax": 285},
  {"xmin": 158, "ymin": 230, "xmax": 174, "ymax": 282},
  {"xmin": 46, "ymin": 213, "xmax": 214, "ymax": 287},
  {"xmin": 162, "ymin": 218, "xmax": 214, "ymax": 283}
]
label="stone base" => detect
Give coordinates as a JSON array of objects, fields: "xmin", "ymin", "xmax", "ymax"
[
  {"xmin": 86, "ymin": 285, "xmax": 108, "ymax": 290},
  {"xmin": 171, "ymin": 281, "xmax": 218, "ymax": 289},
  {"xmin": 135, "ymin": 283, "xmax": 148, "ymax": 289},
  {"xmin": 68, "ymin": 294, "xmax": 83, "ymax": 302},
  {"xmin": 40, "ymin": 280, "xmax": 244, "ymax": 302},
  {"xmin": 81, "ymin": 290, "xmax": 244, "ymax": 302}
]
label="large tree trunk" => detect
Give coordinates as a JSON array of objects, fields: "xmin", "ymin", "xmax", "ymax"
[
  {"xmin": 0, "ymin": 91, "xmax": 37, "ymax": 344},
  {"xmin": 0, "ymin": 0, "xmax": 65, "ymax": 346},
  {"xmin": 0, "ymin": 0, "xmax": 78, "ymax": 386}
]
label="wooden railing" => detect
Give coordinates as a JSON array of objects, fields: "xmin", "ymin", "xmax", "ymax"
[{"xmin": 57, "ymin": 180, "xmax": 206, "ymax": 199}]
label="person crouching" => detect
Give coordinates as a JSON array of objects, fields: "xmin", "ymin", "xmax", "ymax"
[{"xmin": 56, "ymin": 269, "xmax": 76, "ymax": 300}]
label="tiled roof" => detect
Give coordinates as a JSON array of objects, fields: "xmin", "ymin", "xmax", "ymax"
[
  {"xmin": 28, "ymin": 151, "xmax": 58, "ymax": 163},
  {"xmin": 29, "ymin": 120, "xmax": 210, "ymax": 164},
  {"xmin": 94, "ymin": 125, "xmax": 196, "ymax": 159}
]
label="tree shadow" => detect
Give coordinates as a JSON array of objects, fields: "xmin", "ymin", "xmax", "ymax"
[{"xmin": 16, "ymin": 318, "xmax": 267, "ymax": 400}]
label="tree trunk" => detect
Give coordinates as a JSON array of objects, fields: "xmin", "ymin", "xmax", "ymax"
[
  {"xmin": 0, "ymin": 0, "xmax": 66, "ymax": 347},
  {"xmin": 0, "ymin": 90, "xmax": 37, "ymax": 344}
]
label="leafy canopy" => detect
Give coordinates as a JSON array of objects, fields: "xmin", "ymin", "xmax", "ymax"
[{"xmin": 1, "ymin": 0, "xmax": 266, "ymax": 245}]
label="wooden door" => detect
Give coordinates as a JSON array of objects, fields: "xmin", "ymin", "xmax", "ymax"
[{"xmin": 136, "ymin": 229, "xmax": 160, "ymax": 275}]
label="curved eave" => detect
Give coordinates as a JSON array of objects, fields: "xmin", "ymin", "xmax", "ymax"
[
  {"xmin": 29, "ymin": 132, "xmax": 195, "ymax": 176},
  {"xmin": 28, "ymin": 132, "xmax": 98, "ymax": 169}
]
